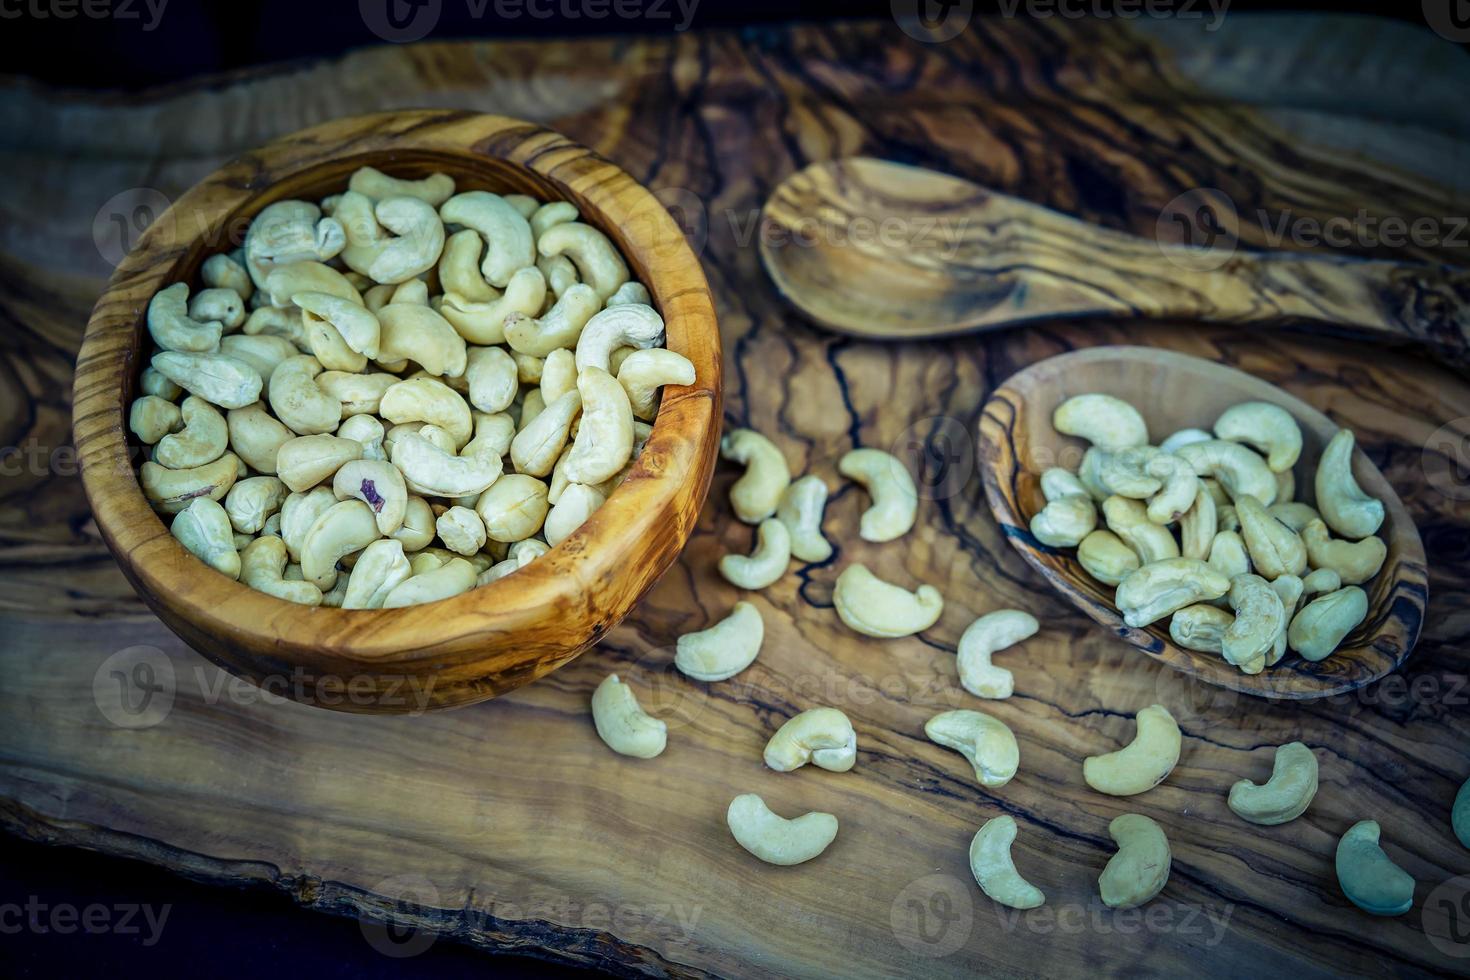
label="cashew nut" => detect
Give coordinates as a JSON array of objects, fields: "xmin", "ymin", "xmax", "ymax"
[
  {"xmin": 562, "ymin": 366, "xmax": 633, "ymax": 485},
  {"xmin": 1228, "ymin": 742, "xmax": 1318, "ymax": 825},
  {"xmin": 437, "ymin": 228, "xmax": 498, "ymax": 302},
  {"xmin": 970, "ymin": 816, "xmax": 1045, "ymax": 910},
  {"xmin": 925, "ymin": 709, "xmax": 1019, "ymax": 788},
  {"xmin": 719, "ymin": 518, "xmax": 791, "ymax": 590},
  {"xmin": 354, "ymin": 197, "xmax": 445, "ymax": 285},
  {"xmin": 151, "ymin": 350, "xmax": 262, "ymax": 410},
  {"xmin": 245, "ymin": 201, "xmax": 345, "ymax": 288},
  {"xmin": 293, "ymin": 290, "xmax": 380, "ymax": 361},
  {"xmin": 574, "ymin": 303, "xmax": 664, "ymax": 373},
  {"xmin": 170, "ymin": 498, "xmax": 241, "ymax": 579},
  {"xmin": 219, "ymin": 334, "xmax": 299, "ymax": 383},
  {"xmin": 391, "ymin": 431, "xmax": 502, "ymax": 498},
  {"xmin": 1102, "ymin": 496, "xmax": 1179, "ymax": 564},
  {"xmin": 1169, "ymin": 603, "xmax": 1234, "ymax": 653},
  {"xmin": 140, "ymin": 365, "xmax": 183, "ymax": 401},
  {"xmin": 589, "ymin": 674, "xmax": 667, "ymax": 759},
  {"xmin": 833, "ymin": 564, "xmax": 943, "ymax": 638},
  {"xmin": 538, "ymin": 221, "xmax": 629, "ymax": 300},
  {"xmin": 1207, "ymin": 529, "xmax": 1252, "ymax": 580},
  {"xmin": 1287, "ymin": 586, "xmax": 1368, "ymax": 661},
  {"xmin": 1160, "ymin": 427, "xmax": 1212, "ymax": 454},
  {"xmin": 1031, "ymin": 486, "xmax": 1098, "ymax": 549},
  {"xmin": 538, "ymin": 254, "xmax": 580, "ymax": 298},
  {"xmin": 674, "ymin": 601, "xmax": 764, "ymax": 681},
  {"xmin": 240, "ymin": 535, "xmax": 322, "ymax": 605},
  {"xmin": 956, "ymin": 610, "xmax": 1039, "ymax": 700},
  {"xmin": 1269, "ymin": 501, "xmax": 1321, "ymax": 533},
  {"xmin": 1315, "ymin": 428, "xmax": 1385, "ymax": 540},
  {"xmin": 201, "ymin": 253, "xmax": 253, "ymax": 302},
  {"xmin": 543, "ymin": 482, "xmax": 605, "ymax": 547},
  {"xmin": 441, "ymin": 267, "xmax": 548, "ymax": 345},
  {"xmin": 775, "ymin": 475, "xmax": 832, "ymax": 563},
  {"xmin": 267, "ymin": 355, "xmax": 341, "ymax": 435},
  {"xmin": 279, "ymin": 487, "xmax": 337, "ymax": 563},
  {"xmin": 263, "ymin": 261, "xmax": 360, "ymax": 309},
  {"xmin": 1099, "ymin": 814, "xmax": 1171, "ymax": 909},
  {"xmin": 1174, "ymin": 440, "xmax": 1278, "ymax": 507},
  {"xmin": 510, "ymin": 389, "xmax": 581, "ymax": 477},
  {"xmin": 1145, "ymin": 453, "xmax": 1200, "ymax": 524},
  {"xmin": 1300, "ymin": 519, "xmax": 1386, "ymax": 585},
  {"xmin": 331, "ymin": 458, "xmax": 408, "ymax": 535},
  {"xmin": 348, "ymin": 166, "xmax": 455, "ymax": 207},
  {"xmin": 720, "ymin": 428, "xmax": 791, "ymax": 524},
  {"xmin": 379, "ymin": 377, "xmax": 472, "ymax": 448},
  {"xmin": 605, "ymin": 280, "xmax": 651, "ymax": 308},
  {"xmin": 1114, "ymin": 559, "xmax": 1229, "ymax": 628},
  {"xmin": 223, "ymin": 476, "xmax": 286, "ymax": 534},
  {"xmin": 382, "ymin": 556, "xmax": 477, "ymax": 607},
  {"xmin": 1177, "ymin": 488, "xmax": 1217, "ymax": 560},
  {"xmin": 390, "ymin": 494, "xmax": 436, "ymax": 552},
  {"xmin": 275, "ymin": 434, "xmax": 363, "ymax": 493},
  {"xmin": 615, "ymin": 348, "xmax": 694, "ymax": 421},
  {"xmin": 129, "ymin": 395, "xmax": 182, "ymax": 445},
  {"xmin": 1083, "ymin": 704, "xmax": 1180, "ymax": 796},
  {"xmin": 1053, "ymin": 394, "xmax": 1148, "ymax": 450},
  {"xmin": 1224, "ymin": 574, "xmax": 1285, "ymax": 673},
  {"xmin": 1335, "ymin": 820, "xmax": 1414, "ymax": 916},
  {"xmin": 1077, "ymin": 529, "xmax": 1140, "ymax": 586},
  {"xmin": 243, "ymin": 305, "xmax": 307, "ymax": 349},
  {"xmin": 1095, "ymin": 446, "xmax": 1163, "ymax": 499},
  {"xmin": 377, "ymin": 303, "xmax": 467, "ymax": 378},
  {"xmin": 503, "ymin": 283, "xmax": 601, "ymax": 356},
  {"xmin": 188, "ymin": 287, "xmax": 245, "ymax": 331},
  {"xmin": 470, "ymin": 474, "xmax": 548, "ymax": 543},
  {"xmin": 440, "ymin": 191, "xmax": 535, "ymax": 288},
  {"xmin": 1235, "ymin": 494, "xmax": 1307, "ymax": 580},
  {"xmin": 461, "ymin": 412, "xmax": 516, "ymax": 462},
  {"xmin": 726, "ymin": 794, "xmax": 837, "ymax": 866},
  {"xmin": 839, "ymin": 448, "xmax": 918, "ymax": 543},
  {"xmin": 154, "ymin": 396, "xmax": 228, "ymax": 469},
  {"xmin": 537, "ymin": 350, "xmax": 578, "ymax": 405},
  {"xmin": 1301, "ymin": 567, "xmax": 1342, "ymax": 599},
  {"xmin": 529, "ymin": 199, "xmax": 578, "ymax": 239},
  {"xmin": 140, "ymin": 453, "xmax": 240, "ymax": 514},
  {"xmin": 299, "ymin": 499, "xmax": 380, "ymax": 590},
  {"xmin": 764, "ymin": 707, "xmax": 856, "ymax": 773},
  {"xmin": 464, "ymin": 346, "xmax": 519, "ymax": 414},
  {"xmin": 1214, "ymin": 401, "xmax": 1302, "ymax": 473},
  {"xmin": 436, "ymin": 505, "xmax": 486, "ymax": 556},
  {"xmin": 147, "ymin": 282, "xmax": 223, "ymax": 353}
]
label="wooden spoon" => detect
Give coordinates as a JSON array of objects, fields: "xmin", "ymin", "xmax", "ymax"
[
  {"xmin": 977, "ymin": 346, "xmax": 1426, "ymax": 699},
  {"xmin": 761, "ymin": 158, "xmax": 1470, "ymax": 371}
]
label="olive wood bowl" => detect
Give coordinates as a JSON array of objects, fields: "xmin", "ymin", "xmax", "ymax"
[
  {"xmin": 978, "ymin": 346, "xmax": 1425, "ymax": 699},
  {"xmin": 73, "ymin": 111, "xmax": 722, "ymax": 712}
]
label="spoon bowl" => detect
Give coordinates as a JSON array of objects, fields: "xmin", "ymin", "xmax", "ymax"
[{"xmin": 978, "ymin": 346, "xmax": 1426, "ymax": 699}]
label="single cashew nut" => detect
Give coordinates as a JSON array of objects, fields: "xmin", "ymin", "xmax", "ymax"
[
  {"xmin": 839, "ymin": 448, "xmax": 918, "ymax": 543},
  {"xmin": 263, "ymin": 261, "xmax": 360, "ymax": 309},
  {"xmin": 1228, "ymin": 742, "xmax": 1318, "ymax": 825},
  {"xmin": 775, "ymin": 475, "xmax": 832, "ymax": 563},
  {"xmin": 530, "ymin": 199, "xmax": 578, "ymax": 240},
  {"xmin": 432, "ymin": 505, "xmax": 485, "ymax": 556},
  {"xmin": 1315, "ymin": 428, "xmax": 1385, "ymax": 540},
  {"xmin": 155, "ymin": 396, "xmax": 228, "ymax": 469},
  {"xmin": 562, "ymin": 366, "xmax": 634, "ymax": 485},
  {"xmin": 382, "ymin": 556, "xmax": 478, "ymax": 607},
  {"xmin": 1168, "ymin": 603, "xmax": 1234, "ymax": 653},
  {"xmin": 293, "ymin": 290, "xmax": 381, "ymax": 360},
  {"xmin": 219, "ymin": 334, "xmax": 299, "ymax": 383},
  {"xmin": 1287, "ymin": 586, "xmax": 1368, "ymax": 661},
  {"xmin": 1335, "ymin": 820, "xmax": 1414, "ymax": 916},
  {"xmin": 378, "ymin": 377, "xmax": 472, "ymax": 447},
  {"xmin": 465, "ymin": 346, "xmax": 519, "ymax": 414},
  {"xmin": 201, "ymin": 253, "xmax": 253, "ymax": 302},
  {"xmin": 674, "ymin": 601, "xmax": 764, "ymax": 681},
  {"xmin": 440, "ymin": 191, "xmax": 535, "ymax": 288},
  {"xmin": 1301, "ymin": 567, "xmax": 1342, "ymax": 599},
  {"xmin": 574, "ymin": 303, "xmax": 664, "ymax": 374},
  {"xmin": 267, "ymin": 355, "xmax": 341, "ymax": 435},
  {"xmin": 359, "ymin": 197, "xmax": 446, "ymax": 285},
  {"xmin": 1236, "ymin": 494, "xmax": 1307, "ymax": 580},
  {"xmin": 589, "ymin": 674, "xmax": 667, "ymax": 759},
  {"xmin": 338, "ymin": 538, "xmax": 412, "ymax": 609},
  {"xmin": 1095, "ymin": 446, "xmax": 1163, "ymax": 499},
  {"xmin": 331, "ymin": 459, "xmax": 408, "ymax": 535},
  {"xmin": 1083, "ymin": 704, "xmax": 1180, "ymax": 796},
  {"xmin": 437, "ymin": 228, "xmax": 498, "ymax": 302},
  {"xmin": 615, "ymin": 348, "xmax": 695, "ymax": 421},
  {"xmin": 1224, "ymin": 574, "xmax": 1286, "ymax": 673},
  {"xmin": 1145, "ymin": 453, "xmax": 1200, "ymax": 524},
  {"xmin": 833, "ymin": 564, "xmax": 944, "ymax": 638},
  {"xmin": 300, "ymin": 499, "xmax": 380, "ymax": 590},
  {"xmin": 1053, "ymin": 394, "xmax": 1149, "ymax": 450},
  {"xmin": 140, "ymin": 366, "xmax": 183, "ymax": 401},
  {"xmin": 275, "ymin": 434, "xmax": 363, "ymax": 494},
  {"xmin": 461, "ymin": 412, "xmax": 516, "ymax": 462},
  {"xmin": 474, "ymin": 474, "xmax": 550, "ymax": 542},
  {"xmin": 538, "ymin": 221, "xmax": 630, "ymax": 300},
  {"xmin": 1175, "ymin": 440, "xmax": 1278, "ymax": 507},
  {"xmin": 1077, "ymin": 529, "xmax": 1140, "ymax": 587},
  {"xmin": 503, "ymin": 283, "xmax": 601, "ymax": 356},
  {"xmin": 538, "ymin": 253, "xmax": 581, "ymax": 298},
  {"xmin": 170, "ymin": 498, "xmax": 241, "ymax": 579},
  {"xmin": 719, "ymin": 518, "xmax": 791, "ymax": 590},
  {"xmin": 764, "ymin": 707, "xmax": 856, "ymax": 773},
  {"xmin": 510, "ymin": 389, "xmax": 581, "ymax": 477},
  {"xmin": 147, "ymin": 282, "xmax": 223, "ymax": 353},
  {"xmin": 1300, "ymin": 519, "xmax": 1386, "ymax": 585},
  {"xmin": 151, "ymin": 350, "xmax": 262, "ymax": 410},
  {"xmin": 441, "ymin": 267, "xmax": 548, "ymax": 345},
  {"xmin": 390, "ymin": 495, "xmax": 436, "ymax": 553},
  {"xmin": 140, "ymin": 453, "xmax": 240, "ymax": 514},
  {"xmin": 223, "ymin": 476, "xmax": 287, "ymax": 534},
  {"xmin": 720, "ymin": 428, "xmax": 791, "ymax": 524},
  {"xmin": 726, "ymin": 794, "xmax": 837, "ymax": 866},
  {"xmin": 129, "ymin": 395, "xmax": 182, "ymax": 445},
  {"xmin": 279, "ymin": 487, "xmax": 337, "ymax": 563},
  {"xmin": 243, "ymin": 305, "xmax": 307, "ymax": 349},
  {"xmin": 1103, "ymin": 496, "xmax": 1180, "ymax": 564},
  {"xmin": 1114, "ymin": 559, "xmax": 1230, "ymax": 628},
  {"xmin": 245, "ymin": 202, "xmax": 345, "ymax": 288},
  {"xmin": 956, "ymin": 610, "xmax": 1039, "ymax": 700},
  {"xmin": 1099, "ymin": 814, "xmax": 1171, "ymax": 909},
  {"xmin": 1178, "ymin": 488, "xmax": 1217, "ymax": 560},
  {"xmin": 1207, "ymin": 530, "xmax": 1252, "ymax": 580},
  {"xmin": 1031, "ymin": 493, "xmax": 1097, "ymax": 548},
  {"xmin": 1214, "ymin": 401, "xmax": 1302, "ymax": 473},
  {"xmin": 376, "ymin": 303, "xmax": 467, "ymax": 378},
  {"xmin": 543, "ymin": 482, "xmax": 605, "ymax": 547},
  {"xmin": 348, "ymin": 166, "xmax": 455, "ymax": 207},
  {"xmin": 240, "ymin": 535, "xmax": 323, "ymax": 605},
  {"xmin": 970, "ymin": 816, "xmax": 1045, "ymax": 910},
  {"xmin": 391, "ymin": 431, "xmax": 503, "ymax": 498},
  {"xmin": 925, "ymin": 709, "xmax": 1019, "ymax": 788}
]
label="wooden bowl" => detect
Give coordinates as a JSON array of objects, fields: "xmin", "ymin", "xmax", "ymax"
[
  {"xmin": 979, "ymin": 346, "xmax": 1426, "ymax": 699},
  {"xmin": 73, "ymin": 111, "xmax": 721, "ymax": 713}
]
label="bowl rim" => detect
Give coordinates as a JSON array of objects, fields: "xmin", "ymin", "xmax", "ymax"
[
  {"xmin": 73, "ymin": 110, "xmax": 722, "ymax": 677},
  {"xmin": 978, "ymin": 344, "xmax": 1427, "ymax": 700}
]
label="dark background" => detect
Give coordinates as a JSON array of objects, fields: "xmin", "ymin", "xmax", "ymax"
[{"xmin": 0, "ymin": 0, "xmax": 1455, "ymax": 977}]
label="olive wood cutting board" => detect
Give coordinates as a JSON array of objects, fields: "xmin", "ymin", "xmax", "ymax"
[{"xmin": 3, "ymin": 14, "xmax": 1470, "ymax": 978}]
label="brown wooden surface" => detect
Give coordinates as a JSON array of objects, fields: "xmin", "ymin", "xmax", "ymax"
[
  {"xmin": 72, "ymin": 110, "xmax": 722, "ymax": 711},
  {"xmin": 4, "ymin": 14, "xmax": 1470, "ymax": 979},
  {"xmin": 979, "ymin": 345, "xmax": 1426, "ymax": 698}
]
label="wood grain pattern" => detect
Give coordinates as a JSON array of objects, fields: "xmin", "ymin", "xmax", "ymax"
[
  {"xmin": 761, "ymin": 158, "xmax": 1470, "ymax": 371},
  {"xmin": 978, "ymin": 345, "xmax": 1427, "ymax": 698},
  {"xmin": 72, "ymin": 111, "xmax": 723, "ymax": 711},
  {"xmin": 3, "ymin": 15, "xmax": 1470, "ymax": 978}
]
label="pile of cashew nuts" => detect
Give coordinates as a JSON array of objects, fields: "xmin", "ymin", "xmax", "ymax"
[
  {"xmin": 129, "ymin": 166, "xmax": 694, "ymax": 608},
  {"xmin": 587, "ymin": 420, "xmax": 1447, "ymax": 917},
  {"xmin": 1035, "ymin": 393, "xmax": 1387, "ymax": 672}
]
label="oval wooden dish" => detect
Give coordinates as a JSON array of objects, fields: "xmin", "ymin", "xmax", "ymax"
[
  {"xmin": 978, "ymin": 346, "xmax": 1425, "ymax": 699},
  {"xmin": 73, "ymin": 111, "xmax": 722, "ymax": 712}
]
